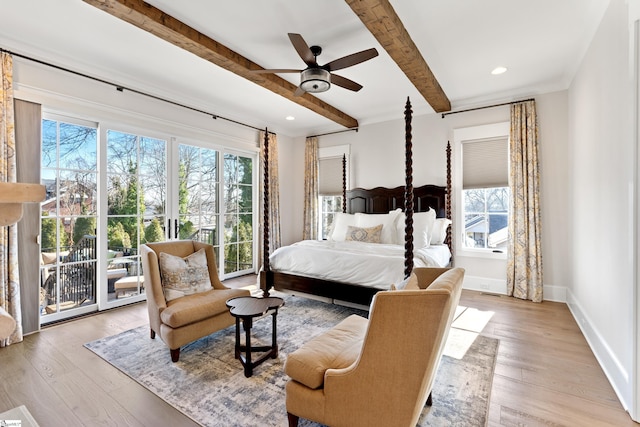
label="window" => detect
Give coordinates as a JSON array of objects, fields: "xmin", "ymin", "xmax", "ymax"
[
  {"xmin": 320, "ymin": 195, "xmax": 343, "ymax": 239},
  {"xmin": 455, "ymin": 123, "xmax": 510, "ymax": 253},
  {"xmin": 463, "ymin": 187, "xmax": 509, "ymax": 249},
  {"xmin": 318, "ymin": 145, "xmax": 349, "ymax": 240}
]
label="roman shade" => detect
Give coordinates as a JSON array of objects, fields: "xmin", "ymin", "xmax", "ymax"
[
  {"xmin": 462, "ymin": 137, "xmax": 509, "ymax": 189},
  {"xmin": 318, "ymin": 156, "xmax": 343, "ymax": 196}
]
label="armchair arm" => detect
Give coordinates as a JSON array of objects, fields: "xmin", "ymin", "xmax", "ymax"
[{"xmin": 140, "ymin": 245, "xmax": 167, "ymax": 333}]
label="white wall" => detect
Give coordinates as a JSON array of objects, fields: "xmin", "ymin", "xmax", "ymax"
[
  {"xmin": 566, "ymin": 0, "xmax": 635, "ymax": 414},
  {"xmin": 280, "ymin": 91, "xmax": 570, "ymax": 299}
]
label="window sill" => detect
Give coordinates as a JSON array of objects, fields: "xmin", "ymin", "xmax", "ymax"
[{"xmin": 456, "ymin": 248, "xmax": 507, "ymax": 260}]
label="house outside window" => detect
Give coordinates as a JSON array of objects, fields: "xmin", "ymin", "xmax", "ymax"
[{"xmin": 463, "ymin": 187, "xmax": 509, "ymax": 249}]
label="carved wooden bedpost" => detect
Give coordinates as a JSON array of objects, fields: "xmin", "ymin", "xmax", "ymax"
[
  {"xmin": 261, "ymin": 129, "xmax": 272, "ymax": 296},
  {"xmin": 404, "ymin": 97, "xmax": 414, "ymax": 279},
  {"xmin": 342, "ymin": 154, "xmax": 347, "ymax": 213},
  {"xmin": 445, "ymin": 141, "xmax": 452, "ymax": 258}
]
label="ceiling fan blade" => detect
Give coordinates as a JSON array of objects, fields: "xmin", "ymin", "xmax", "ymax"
[
  {"xmin": 331, "ymin": 74, "xmax": 363, "ymax": 92},
  {"xmin": 294, "ymin": 86, "xmax": 306, "ymax": 97},
  {"xmin": 251, "ymin": 69, "xmax": 301, "ymax": 74},
  {"xmin": 288, "ymin": 33, "xmax": 317, "ymax": 67},
  {"xmin": 324, "ymin": 48, "xmax": 379, "ymax": 72}
]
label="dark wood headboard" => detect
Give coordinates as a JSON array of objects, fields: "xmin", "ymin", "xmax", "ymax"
[{"xmin": 346, "ymin": 184, "xmax": 447, "ymax": 217}]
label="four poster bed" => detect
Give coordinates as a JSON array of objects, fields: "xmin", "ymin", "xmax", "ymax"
[{"xmin": 260, "ymin": 99, "xmax": 453, "ymax": 306}]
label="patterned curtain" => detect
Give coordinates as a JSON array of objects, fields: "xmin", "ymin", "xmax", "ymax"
[
  {"xmin": 259, "ymin": 131, "xmax": 281, "ymax": 260},
  {"xmin": 507, "ymin": 100, "xmax": 543, "ymax": 302},
  {"xmin": 0, "ymin": 52, "xmax": 22, "ymax": 345},
  {"xmin": 303, "ymin": 136, "xmax": 319, "ymax": 240}
]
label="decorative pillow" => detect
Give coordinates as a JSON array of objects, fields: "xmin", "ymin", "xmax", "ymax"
[
  {"xmin": 329, "ymin": 213, "xmax": 358, "ymax": 241},
  {"xmin": 392, "ymin": 274, "xmax": 420, "ymax": 290},
  {"xmin": 159, "ymin": 249, "xmax": 213, "ymax": 301},
  {"xmin": 355, "ymin": 209, "xmax": 403, "ymax": 244},
  {"xmin": 430, "ymin": 218, "xmax": 452, "ymax": 245},
  {"xmin": 396, "ymin": 208, "xmax": 436, "ymax": 248},
  {"xmin": 345, "ymin": 224, "xmax": 383, "ymax": 243}
]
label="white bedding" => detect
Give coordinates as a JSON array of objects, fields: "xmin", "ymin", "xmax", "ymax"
[{"xmin": 269, "ymin": 240, "xmax": 451, "ymax": 290}]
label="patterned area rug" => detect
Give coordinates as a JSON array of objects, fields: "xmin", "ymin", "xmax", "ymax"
[{"xmin": 84, "ymin": 295, "xmax": 498, "ymax": 427}]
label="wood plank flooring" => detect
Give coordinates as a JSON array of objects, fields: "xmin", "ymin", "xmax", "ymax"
[{"xmin": 0, "ymin": 275, "xmax": 635, "ymax": 426}]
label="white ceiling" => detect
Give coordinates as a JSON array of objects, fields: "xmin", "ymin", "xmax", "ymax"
[{"xmin": 0, "ymin": 0, "xmax": 609, "ymax": 137}]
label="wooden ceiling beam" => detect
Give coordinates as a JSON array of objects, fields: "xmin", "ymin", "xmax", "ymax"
[
  {"xmin": 345, "ymin": 0, "xmax": 451, "ymax": 113},
  {"xmin": 83, "ymin": 0, "xmax": 359, "ymax": 129}
]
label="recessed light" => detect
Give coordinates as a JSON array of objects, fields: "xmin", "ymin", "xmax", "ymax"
[
  {"xmin": 285, "ymin": 116, "xmax": 295, "ymax": 121},
  {"xmin": 491, "ymin": 66, "xmax": 507, "ymax": 75}
]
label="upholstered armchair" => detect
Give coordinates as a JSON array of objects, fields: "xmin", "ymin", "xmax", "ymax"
[
  {"xmin": 140, "ymin": 240, "xmax": 250, "ymax": 362},
  {"xmin": 284, "ymin": 267, "xmax": 464, "ymax": 427}
]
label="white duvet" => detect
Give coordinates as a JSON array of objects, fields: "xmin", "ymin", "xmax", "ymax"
[{"xmin": 269, "ymin": 240, "xmax": 451, "ymax": 290}]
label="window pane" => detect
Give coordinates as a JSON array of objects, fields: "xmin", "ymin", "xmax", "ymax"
[
  {"xmin": 487, "ymin": 187, "xmax": 509, "ymax": 212},
  {"xmin": 464, "ymin": 189, "xmax": 485, "ymax": 213},
  {"xmin": 59, "ymin": 122, "xmax": 97, "ymax": 171},
  {"xmin": 320, "ymin": 195, "xmax": 343, "ymax": 240},
  {"xmin": 42, "ymin": 119, "xmax": 57, "ymax": 168},
  {"xmin": 462, "ymin": 186, "xmax": 509, "ymax": 249}
]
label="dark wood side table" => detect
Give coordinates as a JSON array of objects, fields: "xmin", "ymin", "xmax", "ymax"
[{"xmin": 226, "ymin": 296, "xmax": 285, "ymax": 377}]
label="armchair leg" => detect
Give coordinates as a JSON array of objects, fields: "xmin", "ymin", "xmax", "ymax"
[
  {"xmin": 150, "ymin": 328, "xmax": 156, "ymax": 339},
  {"xmin": 287, "ymin": 412, "xmax": 299, "ymax": 427},
  {"xmin": 170, "ymin": 348, "xmax": 180, "ymax": 362}
]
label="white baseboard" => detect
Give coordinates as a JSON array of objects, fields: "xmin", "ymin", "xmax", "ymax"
[
  {"xmin": 463, "ymin": 275, "xmax": 567, "ymax": 303},
  {"xmin": 565, "ymin": 288, "xmax": 631, "ymax": 415}
]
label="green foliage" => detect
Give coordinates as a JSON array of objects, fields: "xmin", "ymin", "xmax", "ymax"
[
  {"xmin": 108, "ymin": 221, "xmax": 131, "ymax": 249},
  {"xmin": 144, "ymin": 218, "xmax": 164, "ymax": 243},
  {"xmin": 41, "ymin": 212, "xmax": 69, "ymax": 252},
  {"xmin": 73, "ymin": 204, "xmax": 96, "ymax": 244},
  {"xmin": 41, "ymin": 213, "xmax": 58, "ymax": 252},
  {"xmin": 179, "ymin": 220, "xmax": 195, "ymax": 240},
  {"xmin": 107, "ymin": 160, "xmax": 145, "ymax": 247},
  {"xmin": 178, "ymin": 162, "xmax": 189, "ymax": 215}
]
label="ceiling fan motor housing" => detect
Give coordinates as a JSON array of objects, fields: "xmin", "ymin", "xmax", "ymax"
[{"xmin": 300, "ymin": 68, "xmax": 331, "ymax": 93}]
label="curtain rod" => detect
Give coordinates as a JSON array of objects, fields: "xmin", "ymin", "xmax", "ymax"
[
  {"xmin": 1, "ymin": 47, "xmax": 275, "ymax": 135},
  {"xmin": 307, "ymin": 127, "xmax": 358, "ymax": 138},
  {"xmin": 441, "ymin": 97, "xmax": 535, "ymax": 118}
]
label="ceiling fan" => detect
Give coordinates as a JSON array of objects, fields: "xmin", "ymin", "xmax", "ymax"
[{"xmin": 252, "ymin": 33, "xmax": 378, "ymax": 96}]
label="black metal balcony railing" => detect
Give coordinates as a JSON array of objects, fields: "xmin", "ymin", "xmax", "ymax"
[{"xmin": 41, "ymin": 235, "xmax": 97, "ymax": 312}]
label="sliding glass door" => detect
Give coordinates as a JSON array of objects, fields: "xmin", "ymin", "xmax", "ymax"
[
  {"xmin": 105, "ymin": 130, "xmax": 167, "ymax": 305},
  {"xmin": 176, "ymin": 144, "xmax": 255, "ymax": 277},
  {"xmin": 40, "ymin": 115, "xmax": 98, "ymax": 321},
  {"xmin": 40, "ymin": 115, "xmax": 257, "ymax": 322}
]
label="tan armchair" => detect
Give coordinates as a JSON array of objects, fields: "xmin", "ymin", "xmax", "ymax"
[
  {"xmin": 284, "ymin": 267, "xmax": 464, "ymax": 427},
  {"xmin": 140, "ymin": 240, "xmax": 250, "ymax": 362}
]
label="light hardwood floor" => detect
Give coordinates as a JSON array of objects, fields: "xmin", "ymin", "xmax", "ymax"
[{"xmin": 0, "ymin": 275, "xmax": 636, "ymax": 426}]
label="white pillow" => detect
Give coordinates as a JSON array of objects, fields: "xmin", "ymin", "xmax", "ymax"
[
  {"xmin": 396, "ymin": 208, "xmax": 436, "ymax": 248},
  {"xmin": 329, "ymin": 213, "xmax": 358, "ymax": 241},
  {"xmin": 430, "ymin": 218, "xmax": 452, "ymax": 245},
  {"xmin": 355, "ymin": 209, "xmax": 402, "ymax": 244}
]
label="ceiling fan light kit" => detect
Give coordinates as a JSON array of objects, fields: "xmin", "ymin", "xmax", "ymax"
[
  {"xmin": 300, "ymin": 68, "xmax": 331, "ymax": 93},
  {"xmin": 253, "ymin": 33, "xmax": 377, "ymax": 96}
]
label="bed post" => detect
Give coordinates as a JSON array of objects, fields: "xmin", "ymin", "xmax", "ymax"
[
  {"xmin": 404, "ymin": 97, "xmax": 414, "ymax": 279},
  {"xmin": 342, "ymin": 154, "xmax": 347, "ymax": 213},
  {"xmin": 445, "ymin": 141, "xmax": 453, "ymax": 261},
  {"xmin": 261, "ymin": 129, "xmax": 273, "ymax": 296}
]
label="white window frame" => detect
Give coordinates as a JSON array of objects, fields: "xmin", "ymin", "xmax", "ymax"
[{"xmin": 453, "ymin": 122, "xmax": 510, "ymax": 259}]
